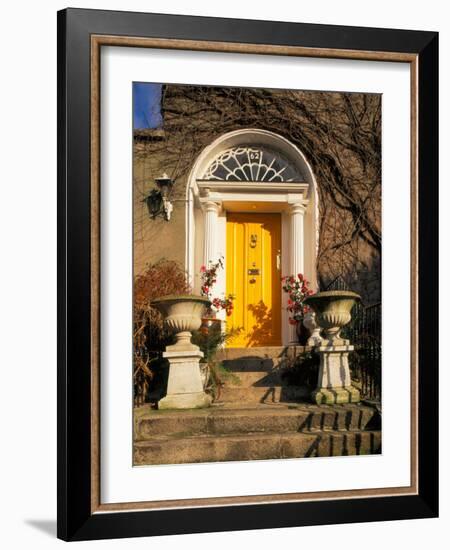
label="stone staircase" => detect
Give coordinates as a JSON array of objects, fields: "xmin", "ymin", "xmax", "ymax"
[
  {"xmin": 134, "ymin": 346, "xmax": 381, "ymax": 466},
  {"xmin": 217, "ymin": 346, "xmax": 309, "ymax": 403}
]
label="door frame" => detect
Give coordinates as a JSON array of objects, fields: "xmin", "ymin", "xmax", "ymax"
[{"xmin": 184, "ymin": 129, "xmax": 320, "ymax": 346}]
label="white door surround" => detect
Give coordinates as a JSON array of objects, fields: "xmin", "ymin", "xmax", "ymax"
[{"xmin": 185, "ymin": 129, "xmax": 319, "ymax": 345}]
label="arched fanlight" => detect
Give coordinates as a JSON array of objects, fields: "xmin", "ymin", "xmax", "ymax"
[{"xmin": 202, "ymin": 146, "xmax": 303, "ymax": 182}]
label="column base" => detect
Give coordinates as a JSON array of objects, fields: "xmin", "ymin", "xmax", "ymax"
[
  {"xmin": 311, "ymin": 386, "xmax": 361, "ymax": 405},
  {"xmin": 159, "ymin": 391, "xmax": 212, "ymax": 410}
]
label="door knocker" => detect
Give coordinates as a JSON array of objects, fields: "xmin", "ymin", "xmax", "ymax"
[{"xmin": 250, "ymin": 234, "xmax": 257, "ymax": 248}]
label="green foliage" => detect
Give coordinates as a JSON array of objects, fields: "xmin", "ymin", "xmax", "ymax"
[
  {"xmin": 192, "ymin": 322, "xmax": 242, "ymax": 401},
  {"xmin": 192, "ymin": 321, "xmax": 225, "ymax": 362},
  {"xmin": 281, "ymin": 350, "xmax": 320, "ymax": 389}
]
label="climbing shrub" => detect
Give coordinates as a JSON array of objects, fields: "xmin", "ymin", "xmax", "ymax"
[{"xmin": 133, "ymin": 260, "xmax": 191, "ymax": 406}]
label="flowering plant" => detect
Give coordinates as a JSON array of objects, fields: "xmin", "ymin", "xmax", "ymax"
[
  {"xmin": 281, "ymin": 273, "xmax": 314, "ymax": 325},
  {"xmin": 200, "ymin": 257, "xmax": 235, "ymax": 316},
  {"xmin": 210, "ymin": 295, "xmax": 235, "ymax": 317},
  {"xmin": 200, "ymin": 257, "xmax": 222, "ymax": 296}
]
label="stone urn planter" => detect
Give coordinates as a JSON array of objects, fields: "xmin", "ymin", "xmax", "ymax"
[
  {"xmin": 152, "ymin": 295, "xmax": 212, "ymax": 409},
  {"xmin": 152, "ymin": 295, "xmax": 210, "ymax": 351},
  {"xmin": 303, "ymin": 290, "xmax": 361, "ymax": 405},
  {"xmin": 303, "ymin": 290, "xmax": 360, "ymax": 345}
]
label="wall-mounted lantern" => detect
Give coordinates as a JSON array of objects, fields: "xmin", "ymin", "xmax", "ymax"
[{"xmin": 143, "ymin": 173, "xmax": 174, "ymax": 221}]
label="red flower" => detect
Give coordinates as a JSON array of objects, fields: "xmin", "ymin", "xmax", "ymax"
[
  {"xmin": 200, "ymin": 265, "xmax": 206, "ymax": 273},
  {"xmin": 281, "ymin": 272, "xmax": 313, "ymax": 324}
]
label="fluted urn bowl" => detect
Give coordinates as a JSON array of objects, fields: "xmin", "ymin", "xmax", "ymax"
[
  {"xmin": 303, "ymin": 290, "xmax": 360, "ymax": 345},
  {"xmin": 151, "ymin": 295, "xmax": 210, "ymax": 350}
]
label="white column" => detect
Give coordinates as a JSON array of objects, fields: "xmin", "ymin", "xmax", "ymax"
[
  {"xmin": 289, "ymin": 202, "xmax": 306, "ymax": 343},
  {"xmin": 202, "ymin": 201, "xmax": 221, "ymax": 267}
]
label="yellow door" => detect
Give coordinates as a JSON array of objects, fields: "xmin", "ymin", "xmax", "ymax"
[{"xmin": 226, "ymin": 213, "xmax": 282, "ymax": 347}]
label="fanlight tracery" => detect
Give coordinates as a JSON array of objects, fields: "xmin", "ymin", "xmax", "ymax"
[{"xmin": 202, "ymin": 146, "xmax": 304, "ymax": 183}]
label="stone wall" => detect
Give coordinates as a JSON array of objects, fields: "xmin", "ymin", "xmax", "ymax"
[{"xmin": 133, "ymin": 132, "xmax": 188, "ymax": 275}]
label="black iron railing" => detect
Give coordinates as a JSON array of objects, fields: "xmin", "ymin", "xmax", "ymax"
[{"xmin": 324, "ymin": 277, "xmax": 381, "ymax": 400}]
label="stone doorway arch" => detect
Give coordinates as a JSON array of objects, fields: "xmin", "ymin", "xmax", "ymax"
[{"xmin": 185, "ymin": 128, "xmax": 319, "ymax": 345}]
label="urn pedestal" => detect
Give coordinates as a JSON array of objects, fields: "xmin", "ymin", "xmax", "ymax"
[
  {"xmin": 158, "ymin": 349, "xmax": 212, "ymax": 409},
  {"xmin": 152, "ymin": 295, "xmax": 212, "ymax": 410},
  {"xmin": 304, "ymin": 291, "xmax": 361, "ymax": 405},
  {"xmin": 311, "ymin": 344, "xmax": 361, "ymax": 405}
]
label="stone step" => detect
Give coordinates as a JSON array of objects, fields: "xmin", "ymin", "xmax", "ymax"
[
  {"xmin": 219, "ymin": 355, "xmax": 289, "ymax": 388},
  {"xmin": 221, "ymin": 357, "xmax": 285, "ymax": 372},
  {"xmin": 218, "ymin": 385, "xmax": 309, "ymax": 403},
  {"xmin": 218, "ymin": 346, "xmax": 309, "ymax": 361},
  {"xmin": 224, "ymin": 370, "xmax": 284, "ymax": 387},
  {"xmin": 134, "ymin": 429, "xmax": 382, "ymax": 465},
  {"xmin": 135, "ymin": 403, "xmax": 380, "ymax": 439}
]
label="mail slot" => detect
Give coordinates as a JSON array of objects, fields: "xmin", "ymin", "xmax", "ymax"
[{"xmin": 248, "ymin": 268, "xmax": 260, "ymax": 275}]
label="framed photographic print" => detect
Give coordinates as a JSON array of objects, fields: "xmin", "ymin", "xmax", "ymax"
[{"xmin": 57, "ymin": 8, "xmax": 438, "ymax": 541}]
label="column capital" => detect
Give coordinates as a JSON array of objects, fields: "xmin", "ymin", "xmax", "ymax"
[
  {"xmin": 200, "ymin": 199, "xmax": 222, "ymax": 214},
  {"xmin": 288, "ymin": 202, "xmax": 307, "ymax": 216}
]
